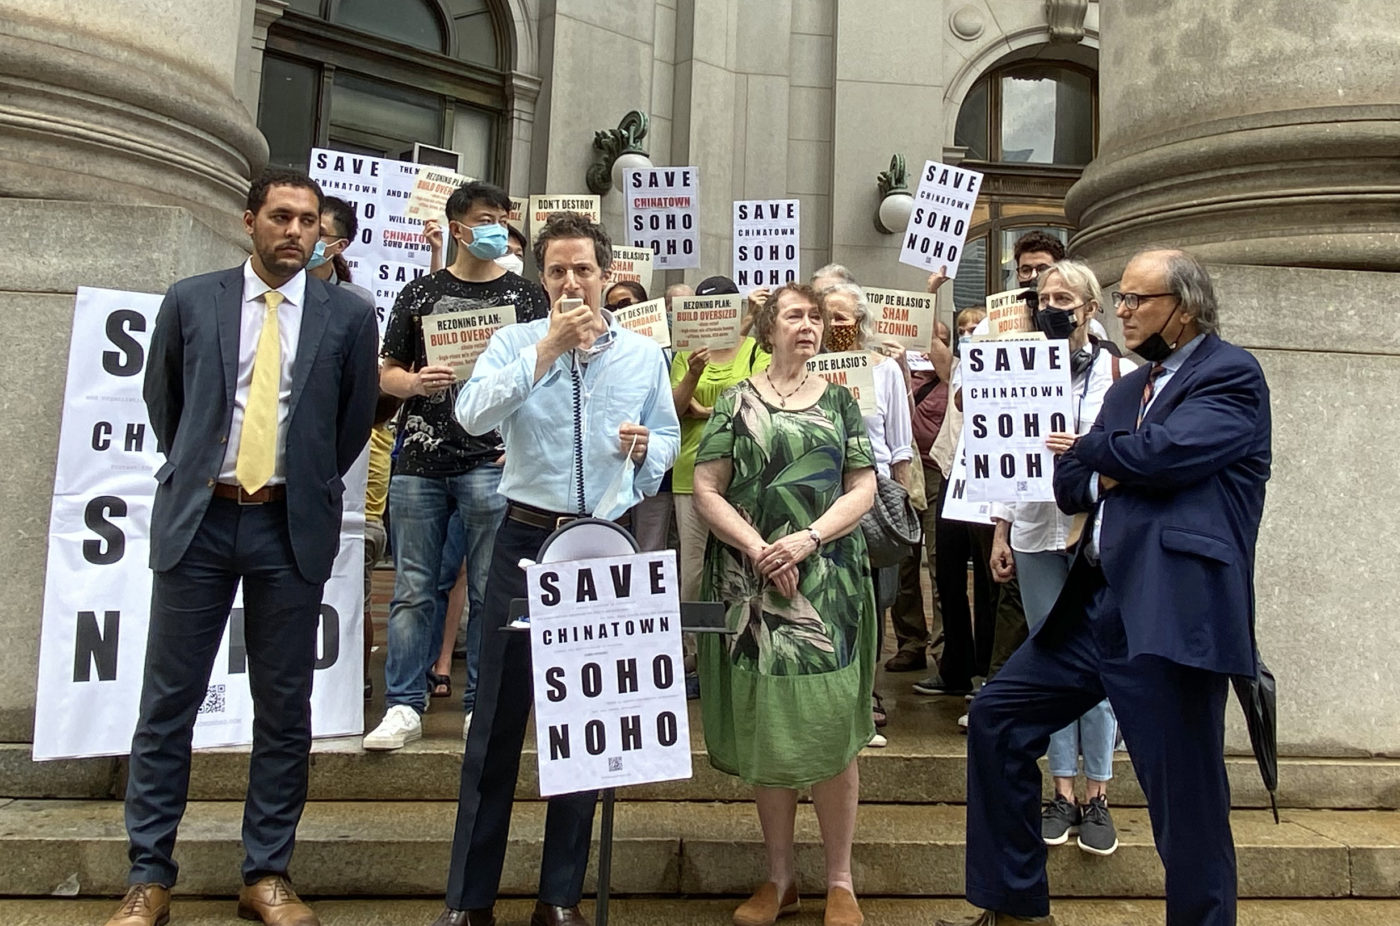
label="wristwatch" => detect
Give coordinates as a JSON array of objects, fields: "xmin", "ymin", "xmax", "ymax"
[{"xmin": 807, "ymin": 528, "xmax": 822, "ymax": 550}]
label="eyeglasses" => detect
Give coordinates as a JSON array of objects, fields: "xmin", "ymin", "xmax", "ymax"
[
  {"xmin": 1111, "ymin": 291, "xmax": 1175, "ymax": 311},
  {"xmin": 1016, "ymin": 263, "xmax": 1053, "ymax": 280}
]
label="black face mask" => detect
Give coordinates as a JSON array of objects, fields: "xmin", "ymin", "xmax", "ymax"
[
  {"xmin": 1135, "ymin": 305, "xmax": 1185, "ymax": 363},
  {"xmin": 1035, "ymin": 306, "xmax": 1078, "ymax": 340}
]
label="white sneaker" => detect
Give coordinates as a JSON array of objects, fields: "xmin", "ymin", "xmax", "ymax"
[
  {"xmin": 363, "ymin": 704, "xmax": 422, "ymax": 751},
  {"xmin": 462, "ymin": 710, "xmax": 473, "ymax": 741},
  {"xmin": 957, "ymin": 712, "xmax": 969, "ymax": 733},
  {"xmin": 866, "ymin": 732, "xmax": 887, "ymax": 748}
]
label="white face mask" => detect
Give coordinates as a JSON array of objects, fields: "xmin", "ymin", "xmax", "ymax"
[
  {"xmin": 591, "ymin": 435, "xmax": 638, "ymax": 521},
  {"xmin": 495, "ymin": 253, "xmax": 524, "ymax": 275}
]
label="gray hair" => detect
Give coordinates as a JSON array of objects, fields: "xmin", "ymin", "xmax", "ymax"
[
  {"xmin": 811, "ymin": 262, "xmax": 856, "ymax": 286},
  {"xmin": 820, "ymin": 281, "xmax": 876, "ymax": 348},
  {"xmin": 1156, "ymin": 249, "xmax": 1219, "ymax": 336},
  {"xmin": 1040, "ymin": 259, "xmax": 1102, "ymax": 311}
]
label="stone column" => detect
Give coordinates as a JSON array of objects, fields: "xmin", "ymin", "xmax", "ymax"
[
  {"xmin": 1067, "ymin": 2, "xmax": 1400, "ymax": 755},
  {"xmin": 0, "ymin": 1, "xmax": 267, "ymax": 740}
]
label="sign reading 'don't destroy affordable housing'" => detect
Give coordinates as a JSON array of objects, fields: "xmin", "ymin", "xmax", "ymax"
[
  {"xmin": 529, "ymin": 195, "xmax": 601, "ymax": 243},
  {"xmin": 613, "ymin": 297, "xmax": 670, "ymax": 348},
  {"xmin": 898, "ymin": 160, "xmax": 982, "ymax": 278},
  {"xmin": 624, "ymin": 167, "xmax": 700, "ymax": 270}
]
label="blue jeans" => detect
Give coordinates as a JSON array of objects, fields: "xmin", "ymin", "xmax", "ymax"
[
  {"xmin": 385, "ymin": 467, "xmax": 505, "ymax": 712},
  {"xmin": 1015, "ymin": 548, "xmax": 1117, "ymax": 782},
  {"xmin": 428, "ymin": 511, "xmax": 486, "ymax": 712}
]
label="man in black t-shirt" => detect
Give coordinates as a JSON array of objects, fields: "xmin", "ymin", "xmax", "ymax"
[{"xmin": 366, "ymin": 181, "xmax": 549, "ymax": 750}]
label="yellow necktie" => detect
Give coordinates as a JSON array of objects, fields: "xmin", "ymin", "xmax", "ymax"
[{"xmin": 235, "ymin": 290, "xmax": 283, "ymax": 492}]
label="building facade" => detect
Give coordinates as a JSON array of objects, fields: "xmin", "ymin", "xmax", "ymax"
[{"xmin": 2, "ymin": 0, "xmax": 1398, "ymax": 756}]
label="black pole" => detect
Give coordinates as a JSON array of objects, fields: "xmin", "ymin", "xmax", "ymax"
[{"xmin": 596, "ymin": 787, "xmax": 616, "ymax": 926}]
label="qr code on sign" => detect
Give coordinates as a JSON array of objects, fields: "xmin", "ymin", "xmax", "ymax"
[
  {"xmin": 608, "ymin": 757, "xmax": 623, "ymax": 772},
  {"xmin": 1016, "ymin": 481, "xmax": 1028, "ymax": 492},
  {"xmin": 198, "ymin": 684, "xmax": 226, "ymax": 715}
]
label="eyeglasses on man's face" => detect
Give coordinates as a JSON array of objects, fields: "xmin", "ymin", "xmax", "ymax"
[{"xmin": 1111, "ymin": 291, "xmax": 1175, "ymax": 311}]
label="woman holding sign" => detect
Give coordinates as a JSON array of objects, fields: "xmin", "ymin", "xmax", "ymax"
[
  {"xmin": 986, "ymin": 260, "xmax": 1136, "ymax": 857},
  {"xmin": 693, "ymin": 283, "xmax": 877, "ymax": 926}
]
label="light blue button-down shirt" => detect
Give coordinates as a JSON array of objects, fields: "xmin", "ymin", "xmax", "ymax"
[
  {"xmin": 1085, "ymin": 333, "xmax": 1207, "ymax": 561},
  {"xmin": 455, "ymin": 312, "xmax": 680, "ymax": 515}
]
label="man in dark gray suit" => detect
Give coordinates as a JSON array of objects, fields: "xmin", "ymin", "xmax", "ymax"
[{"xmin": 106, "ymin": 168, "xmax": 379, "ymax": 926}]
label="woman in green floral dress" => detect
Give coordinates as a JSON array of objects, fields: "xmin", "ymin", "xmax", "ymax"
[{"xmin": 694, "ymin": 283, "xmax": 877, "ymax": 926}]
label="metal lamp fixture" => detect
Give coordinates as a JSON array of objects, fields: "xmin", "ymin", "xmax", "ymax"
[
  {"xmin": 874, "ymin": 154, "xmax": 915, "ymax": 234},
  {"xmin": 586, "ymin": 110, "xmax": 653, "ymax": 195}
]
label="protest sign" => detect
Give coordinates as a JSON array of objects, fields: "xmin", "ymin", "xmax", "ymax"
[
  {"xmin": 309, "ymin": 148, "xmax": 433, "ymax": 334},
  {"xmin": 985, "ymin": 287, "xmax": 1038, "ymax": 339},
  {"xmin": 806, "ymin": 350, "xmax": 876, "ymax": 415},
  {"xmin": 623, "ymin": 166, "xmax": 700, "ymax": 269},
  {"xmin": 529, "ymin": 194, "xmax": 601, "ymax": 242},
  {"xmin": 423, "ymin": 303, "xmax": 516, "ymax": 380},
  {"xmin": 507, "ymin": 196, "xmax": 528, "ymax": 231},
  {"xmin": 610, "ymin": 245, "xmax": 654, "ymax": 295},
  {"xmin": 898, "ymin": 160, "xmax": 982, "ymax": 278},
  {"xmin": 960, "ymin": 340, "xmax": 1074, "ymax": 503},
  {"xmin": 613, "ymin": 297, "xmax": 670, "ymax": 348},
  {"xmin": 404, "ymin": 165, "xmax": 473, "ymax": 220},
  {"xmin": 864, "ymin": 286, "xmax": 938, "ymax": 351},
  {"xmin": 940, "ymin": 433, "xmax": 994, "ymax": 524},
  {"xmin": 672, "ymin": 294, "xmax": 743, "ymax": 351},
  {"xmin": 732, "ymin": 199, "xmax": 800, "ymax": 293},
  {"xmin": 33, "ymin": 288, "xmax": 366, "ymax": 760},
  {"xmin": 528, "ymin": 551, "xmax": 691, "ymax": 796}
]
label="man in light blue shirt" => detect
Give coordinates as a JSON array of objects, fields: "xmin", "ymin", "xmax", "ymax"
[{"xmin": 432, "ymin": 212, "xmax": 679, "ymax": 926}]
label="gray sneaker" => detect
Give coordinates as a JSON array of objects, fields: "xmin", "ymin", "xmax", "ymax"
[
  {"xmin": 1077, "ymin": 795, "xmax": 1119, "ymax": 856},
  {"xmin": 1040, "ymin": 794, "xmax": 1080, "ymax": 845}
]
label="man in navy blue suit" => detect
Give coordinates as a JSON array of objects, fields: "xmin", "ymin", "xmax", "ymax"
[
  {"xmin": 939, "ymin": 249, "xmax": 1271, "ymax": 926},
  {"xmin": 108, "ymin": 169, "xmax": 379, "ymax": 926}
]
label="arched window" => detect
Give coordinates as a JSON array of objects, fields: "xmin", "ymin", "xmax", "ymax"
[
  {"xmin": 260, "ymin": 0, "xmax": 509, "ymax": 179},
  {"xmin": 950, "ymin": 59, "xmax": 1097, "ymax": 310}
]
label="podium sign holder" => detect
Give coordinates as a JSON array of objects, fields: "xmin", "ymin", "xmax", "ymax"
[{"xmin": 505, "ymin": 518, "xmax": 731, "ymax": 926}]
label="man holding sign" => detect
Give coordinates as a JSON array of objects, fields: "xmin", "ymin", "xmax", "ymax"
[
  {"xmin": 367, "ymin": 181, "xmax": 550, "ymax": 752},
  {"xmin": 438, "ymin": 212, "xmax": 679, "ymax": 926}
]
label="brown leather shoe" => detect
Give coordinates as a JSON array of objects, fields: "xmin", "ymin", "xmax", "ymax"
[
  {"xmin": 933, "ymin": 910, "xmax": 1057, "ymax": 926},
  {"xmin": 733, "ymin": 882, "xmax": 800, "ymax": 926},
  {"xmin": 105, "ymin": 884, "xmax": 170, "ymax": 926},
  {"xmin": 237, "ymin": 875, "xmax": 320, "ymax": 925},
  {"xmin": 824, "ymin": 887, "xmax": 863, "ymax": 926},
  {"xmin": 430, "ymin": 907, "xmax": 496, "ymax": 926},
  {"xmin": 529, "ymin": 902, "xmax": 589, "ymax": 926}
]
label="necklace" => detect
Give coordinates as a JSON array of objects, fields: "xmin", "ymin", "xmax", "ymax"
[{"xmin": 765, "ymin": 370, "xmax": 809, "ymax": 408}]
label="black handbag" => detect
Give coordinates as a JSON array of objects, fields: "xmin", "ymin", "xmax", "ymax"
[{"xmin": 860, "ymin": 473, "xmax": 922, "ymax": 568}]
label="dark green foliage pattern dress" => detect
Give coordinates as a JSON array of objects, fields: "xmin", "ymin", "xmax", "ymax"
[{"xmin": 695, "ymin": 380, "xmax": 878, "ymax": 787}]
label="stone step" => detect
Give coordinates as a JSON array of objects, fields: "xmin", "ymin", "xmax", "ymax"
[
  {"xmin": 2, "ymin": 898, "xmax": 1397, "ymax": 926},
  {"xmin": 8, "ymin": 695, "xmax": 1400, "ymax": 810},
  {"xmin": 2, "ymin": 798, "xmax": 1396, "ymax": 899}
]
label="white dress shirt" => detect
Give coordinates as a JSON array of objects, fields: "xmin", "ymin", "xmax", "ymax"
[
  {"xmin": 864, "ymin": 356, "xmax": 915, "ymax": 479},
  {"xmin": 218, "ymin": 260, "xmax": 306, "ymax": 484}
]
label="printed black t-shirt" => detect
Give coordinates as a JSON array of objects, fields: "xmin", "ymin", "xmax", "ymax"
[{"xmin": 381, "ymin": 268, "xmax": 550, "ymax": 477}]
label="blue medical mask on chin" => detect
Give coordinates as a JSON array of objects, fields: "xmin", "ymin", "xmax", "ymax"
[
  {"xmin": 306, "ymin": 239, "xmax": 331, "ymax": 270},
  {"xmin": 464, "ymin": 223, "xmax": 510, "ymax": 261}
]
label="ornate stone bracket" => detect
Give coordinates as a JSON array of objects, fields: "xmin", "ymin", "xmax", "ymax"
[
  {"xmin": 1046, "ymin": 0, "xmax": 1088, "ymax": 44},
  {"xmin": 586, "ymin": 110, "xmax": 649, "ymax": 195}
]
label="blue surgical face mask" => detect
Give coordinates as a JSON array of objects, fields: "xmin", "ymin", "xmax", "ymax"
[
  {"xmin": 464, "ymin": 222, "xmax": 510, "ymax": 261},
  {"xmin": 306, "ymin": 238, "xmax": 331, "ymax": 270}
]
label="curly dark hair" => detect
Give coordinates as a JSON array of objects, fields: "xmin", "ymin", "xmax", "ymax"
[
  {"xmin": 246, "ymin": 168, "xmax": 323, "ymax": 215},
  {"xmin": 532, "ymin": 211, "xmax": 612, "ymax": 273},
  {"xmin": 1012, "ymin": 230, "xmax": 1066, "ymax": 263}
]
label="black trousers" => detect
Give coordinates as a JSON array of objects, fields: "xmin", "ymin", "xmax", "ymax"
[
  {"xmin": 933, "ymin": 476, "xmax": 996, "ymax": 688},
  {"xmin": 125, "ymin": 497, "xmax": 324, "ymax": 886},
  {"xmin": 445, "ymin": 517, "xmax": 598, "ymax": 910},
  {"xmin": 965, "ymin": 563, "xmax": 1235, "ymax": 925}
]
